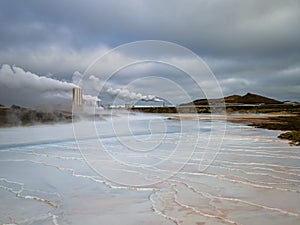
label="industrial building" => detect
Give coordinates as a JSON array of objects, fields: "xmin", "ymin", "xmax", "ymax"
[{"xmin": 73, "ymin": 88, "xmax": 83, "ymax": 106}]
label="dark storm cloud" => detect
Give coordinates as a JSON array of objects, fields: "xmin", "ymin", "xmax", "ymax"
[
  {"xmin": 0, "ymin": 0, "xmax": 299, "ymax": 102},
  {"xmin": 2, "ymin": 0, "xmax": 299, "ymax": 53}
]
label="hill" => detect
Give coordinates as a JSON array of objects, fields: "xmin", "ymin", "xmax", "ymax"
[{"xmin": 181, "ymin": 93, "xmax": 282, "ymax": 106}]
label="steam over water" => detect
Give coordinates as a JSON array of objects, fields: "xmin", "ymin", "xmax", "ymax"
[{"xmin": 0, "ymin": 113, "xmax": 299, "ymax": 225}]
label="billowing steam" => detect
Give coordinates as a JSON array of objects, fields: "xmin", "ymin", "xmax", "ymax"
[
  {"xmin": 0, "ymin": 64, "xmax": 77, "ymax": 109},
  {"xmin": 73, "ymin": 71, "xmax": 163, "ymax": 103},
  {"xmin": 0, "ymin": 64, "xmax": 163, "ymax": 110},
  {"xmin": 106, "ymin": 87, "xmax": 163, "ymax": 102}
]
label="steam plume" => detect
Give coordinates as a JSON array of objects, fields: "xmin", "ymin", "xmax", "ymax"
[
  {"xmin": 73, "ymin": 72, "xmax": 163, "ymax": 103},
  {"xmin": 0, "ymin": 64, "xmax": 77, "ymax": 109},
  {"xmin": 0, "ymin": 64, "xmax": 162, "ymax": 110}
]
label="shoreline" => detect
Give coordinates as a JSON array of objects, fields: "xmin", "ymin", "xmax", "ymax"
[
  {"xmin": 165, "ymin": 113, "xmax": 300, "ymax": 146},
  {"xmin": 165, "ymin": 113, "xmax": 291, "ymax": 124},
  {"xmin": 1, "ymin": 106, "xmax": 299, "ymax": 145}
]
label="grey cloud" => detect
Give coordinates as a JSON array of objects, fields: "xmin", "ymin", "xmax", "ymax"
[
  {"xmin": 0, "ymin": 0, "xmax": 299, "ymax": 103},
  {"xmin": 0, "ymin": 45, "xmax": 110, "ymax": 80},
  {"xmin": 2, "ymin": 0, "xmax": 299, "ymax": 55}
]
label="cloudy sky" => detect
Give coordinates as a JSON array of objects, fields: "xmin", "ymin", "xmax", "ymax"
[{"xmin": 0, "ymin": 0, "xmax": 299, "ymax": 107}]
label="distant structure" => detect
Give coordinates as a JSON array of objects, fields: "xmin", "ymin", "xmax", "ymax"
[
  {"xmin": 125, "ymin": 103, "xmax": 134, "ymax": 109},
  {"xmin": 73, "ymin": 87, "xmax": 83, "ymax": 106}
]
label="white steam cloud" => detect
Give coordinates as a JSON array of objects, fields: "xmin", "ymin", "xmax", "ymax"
[
  {"xmin": 0, "ymin": 64, "xmax": 78, "ymax": 109},
  {"xmin": 73, "ymin": 72, "xmax": 163, "ymax": 103},
  {"xmin": 0, "ymin": 64, "xmax": 162, "ymax": 110},
  {"xmin": 106, "ymin": 87, "xmax": 163, "ymax": 102}
]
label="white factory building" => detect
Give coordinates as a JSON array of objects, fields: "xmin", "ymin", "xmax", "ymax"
[{"xmin": 73, "ymin": 87, "xmax": 83, "ymax": 106}]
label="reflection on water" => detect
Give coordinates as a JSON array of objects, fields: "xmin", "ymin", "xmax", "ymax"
[{"xmin": 0, "ymin": 114, "xmax": 299, "ymax": 225}]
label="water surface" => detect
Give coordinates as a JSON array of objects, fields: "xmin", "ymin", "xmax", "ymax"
[{"xmin": 0, "ymin": 113, "xmax": 299, "ymax": 225}]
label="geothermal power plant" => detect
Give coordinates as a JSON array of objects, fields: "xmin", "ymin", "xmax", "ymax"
[{"xmin": 73, "ymin": 87, "xmax": 83, "ymax": 106}]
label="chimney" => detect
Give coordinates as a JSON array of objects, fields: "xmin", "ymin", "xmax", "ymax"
[{"xmin": 73, "ymin": 88, "xmax": 83, "ymax": 105}]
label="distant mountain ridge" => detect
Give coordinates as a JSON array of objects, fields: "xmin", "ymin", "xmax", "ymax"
[{"xmin": 181, "ymin": 93, "xmax": 283, "ymax": 106}]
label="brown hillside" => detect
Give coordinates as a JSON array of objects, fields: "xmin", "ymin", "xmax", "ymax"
[
  {"xmin": 181, "ymin": 93, "xmax": 282, "ymax": 106},
  {"xmin": 237, "ymin": 93, "xmax": 282, "ymax": 104}
]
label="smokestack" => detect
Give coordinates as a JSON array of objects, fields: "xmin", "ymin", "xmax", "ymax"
[{"xmin": 73, "ymin": 87, "xmax": 83, "ymax": 105}]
